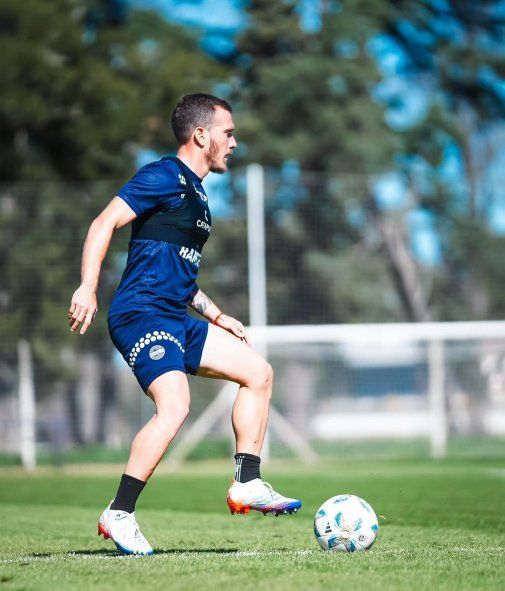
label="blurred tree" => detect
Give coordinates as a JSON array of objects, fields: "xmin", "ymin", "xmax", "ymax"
[
  {"xmin": 231, "ymin": 0, "xmax": 403, "ymax": 324},
  {"xmin": 234, "ymin": 0, "xmax": 396, "ymax": 173},
  {"xmin": 0, "ymin": 0, "xmax": 228, "ymax": 442},
  {"xmin": 0, "ymin": 0, "xmax": 228, "ymax": 332},
  {"xmin": 229, "ymin": 0, "xmax": 505, "ymax": 324},
  {"xmin": 381, "ymin": 0, "xmax": 505, "ymax": 320},
  {"xmin": 0, "ymin": 0, "xmax": 228, "ymax": 181}
]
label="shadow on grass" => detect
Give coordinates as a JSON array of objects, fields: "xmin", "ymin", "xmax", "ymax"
[
  {"xmin": 68, "ymin": 548, "xmax": 242, "ymax": 556},
  {"xmin": 66, "ymin": 549, "xmax": 121, "ymax": 557}
]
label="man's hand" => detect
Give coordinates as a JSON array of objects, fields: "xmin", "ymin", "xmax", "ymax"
[
  {"xmin": 68, "ymin": 285, "xmax": 98, "ymax": 335},
  {"xmin": 215, "ymin": 314, "xmax": 251, "ymax": 346}
]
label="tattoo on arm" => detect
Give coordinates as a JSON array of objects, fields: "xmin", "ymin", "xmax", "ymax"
[{"xmin": 191, "ymin": 289, "xmax": 213, "ymax": 316}]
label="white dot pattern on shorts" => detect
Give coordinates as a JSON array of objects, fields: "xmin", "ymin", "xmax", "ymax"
[{"xmin": 128, "ymin": 330, "xmax": 185, "ymax": 370}]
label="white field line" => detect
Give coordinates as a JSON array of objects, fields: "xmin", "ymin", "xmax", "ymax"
[{"xmin": 452, "ymin": 547, "xmax": 505, "ymax": 552}]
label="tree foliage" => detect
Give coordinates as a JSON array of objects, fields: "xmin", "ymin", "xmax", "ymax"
[
  {"xmin": 1, "ymin": 0, "xmax": 504, "ymax": 363},
  {"xmin": 229, "ymin": 0, "xmax": 403, "ymax": 323},
  {"xmin": 0, "ymin": 0, "xmax": 229, "ymax": 385},
  {"xmin": 233, "ymin": 0, "xmax": 397, "ymax": 173},
  {"xmin": 229, "ymin": 0, "xmax": 505, "ymax": 323},
  {"xmin": 379, "ymin": 0, "xmax": 505, "ymax": 319}
]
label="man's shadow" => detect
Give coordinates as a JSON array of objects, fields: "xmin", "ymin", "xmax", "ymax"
[{"xmin": 67, "ymin": 548, "xmax": 242, "ymax": 557}]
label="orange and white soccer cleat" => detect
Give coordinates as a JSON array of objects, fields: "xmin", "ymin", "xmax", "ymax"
[
  {"xmin": 98, "ymin": 501, "xmax": 154, "ymax": 556},
  {"xmin": 227, "ymin": 479, "xmax": 302, "ymax": 516}
]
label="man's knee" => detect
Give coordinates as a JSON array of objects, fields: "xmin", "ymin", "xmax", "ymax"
[
  {"xmin": 245, "ymin": 361, "xmax": 273, "ymax": 396},
  {"xmin": 157, "ymin": 402, "xmax": 190, "ymax": 429}
]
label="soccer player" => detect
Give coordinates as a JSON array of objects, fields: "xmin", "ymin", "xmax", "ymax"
[{"xmin": 68, "ymin": 94, "xmax": 301, "ymax": 556}]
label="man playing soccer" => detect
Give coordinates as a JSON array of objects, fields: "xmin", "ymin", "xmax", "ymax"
[{"xmin": 68, "ymin": 93, "xmax": 301, "ymax": 556}]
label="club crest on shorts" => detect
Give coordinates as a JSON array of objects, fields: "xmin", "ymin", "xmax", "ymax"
[{"xmin": 149, "ymin": 344, "xmax": 165, "ymax": 361}]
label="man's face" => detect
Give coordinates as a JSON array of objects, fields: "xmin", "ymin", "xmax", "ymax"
[{"xmin": 205, "ymin": 107, "xmax": 237, "ymax": 174}]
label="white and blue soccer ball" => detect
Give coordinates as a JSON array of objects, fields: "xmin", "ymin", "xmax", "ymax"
[{"xmin": 313, "ymin": 494, "xmax": 378, "ymax": 552}]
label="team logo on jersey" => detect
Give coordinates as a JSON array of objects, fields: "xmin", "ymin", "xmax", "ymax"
[
  {"xmin": 149, "ymin": 345, "xmax": 165, "ymax": 361},
  {"xmin": 178, "ymin": 174, "xmax": 187, "ymax": 186}
]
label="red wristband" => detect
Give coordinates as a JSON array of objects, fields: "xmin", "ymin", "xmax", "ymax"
[{"xmin": 212, "ymin": 312, "xmax": 223, "ymax": 325}]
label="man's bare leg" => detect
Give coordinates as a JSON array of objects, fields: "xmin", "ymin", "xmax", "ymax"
[
  {"xmin": 197, "ymin": 324, "xmax": 272, "ymax": 455},
  {"xmin": 124, "ymin": 370, "xmax": 191, "ymax": 481},
  {"xmin": 197, "ymin": 324, "xmax": 301, "ymax": 516},
  {"xmin": 111, "ymin": 370, "xmax": 190, "ymax": 510},
  {"xmin": 98, "ymin": 370, "xmax": 191, "ymax": 555}
]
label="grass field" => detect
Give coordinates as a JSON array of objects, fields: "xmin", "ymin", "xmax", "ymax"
[{"xmin": 0, "ymin": 457, "xmax": 504, "ymax": 590}]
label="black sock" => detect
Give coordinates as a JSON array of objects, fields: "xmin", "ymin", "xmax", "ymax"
[
  {"xmin": 234, "ymin": 453, "xmax": 261, "ymax": 483},
  {"xmin": 110, "ymin": 474, "xmax": 146, "ymax": 513}
]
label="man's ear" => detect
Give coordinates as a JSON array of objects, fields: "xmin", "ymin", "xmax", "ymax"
[{"xmin": 193, "ymin": 126, "xmax": 208, "ymax": 148}]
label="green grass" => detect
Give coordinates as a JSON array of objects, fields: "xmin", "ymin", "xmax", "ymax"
[{"xmin": 0, "ymin": 458, "xmax": 504, "ymax": 590}]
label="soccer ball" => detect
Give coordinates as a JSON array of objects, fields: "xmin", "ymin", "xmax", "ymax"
[{"xmin": 313, "ymin": 494, "xmax": 378, "ymax": 552}]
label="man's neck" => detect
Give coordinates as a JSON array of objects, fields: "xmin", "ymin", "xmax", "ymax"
[{"xmin": 176, "ymin": 147, "xmax": 208, "ymax": 180}]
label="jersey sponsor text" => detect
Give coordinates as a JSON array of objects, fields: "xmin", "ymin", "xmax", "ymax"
[
  {"xmin": 179, "ymin": 246, "xmax": 201, "ymax": 267},
  {"xmin": 197, "ymin": 219, "xmax": 211, "ymax": 232}
]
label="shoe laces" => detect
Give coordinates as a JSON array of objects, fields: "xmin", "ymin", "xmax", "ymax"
[
  {"xmin": 116, "ymin": 511, "xmax": 143, "ymax": 541},
  {"xmin": 262, "ymin": 482, "xmax": 281, "ymax": 500}
]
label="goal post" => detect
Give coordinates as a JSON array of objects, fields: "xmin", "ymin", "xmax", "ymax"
[
  {"xmin": 17, "ymin": 340, "xmax": 36, "ymax": 470},
  {"xmin": 248, "ymin": 321, "xmax": 505, "ymax": 459}
]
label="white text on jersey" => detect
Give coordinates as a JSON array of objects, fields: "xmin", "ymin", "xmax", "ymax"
[{"xmin": 179, "ymin": 247, "xmax": 201, "ymax": 267}]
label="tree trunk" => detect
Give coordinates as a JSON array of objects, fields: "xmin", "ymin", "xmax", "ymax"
[{"xmin": 368, "ymin": 194, "xmax": 431, "ymax": 322}]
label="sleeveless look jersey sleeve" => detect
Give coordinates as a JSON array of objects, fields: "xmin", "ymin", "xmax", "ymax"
[{"xmin": 116, "ymin": 161, "xmax": 185, "ymax": 217}]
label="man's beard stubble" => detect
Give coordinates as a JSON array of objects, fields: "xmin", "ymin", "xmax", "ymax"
[{"xmin": 207, "ymin": 139, "xmax": 226, "ymax": 174}]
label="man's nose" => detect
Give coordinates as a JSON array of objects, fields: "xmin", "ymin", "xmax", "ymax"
[{"xmin": 229, "ymin": 137, "xmax": 237, "ymax": 149}]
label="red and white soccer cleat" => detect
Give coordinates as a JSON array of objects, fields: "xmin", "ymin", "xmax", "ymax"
[
  {"xmin": 98, "ymin": 501, "xmax": 154, "ymax": 556},
  {"xmin": 227, "ymin": 479, "xmax": 302, "ymax": 516}
]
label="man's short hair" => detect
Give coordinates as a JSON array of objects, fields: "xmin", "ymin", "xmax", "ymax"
[{"xmin": 171, "ymin": 93, "xmax": 232, "ymax": 145}]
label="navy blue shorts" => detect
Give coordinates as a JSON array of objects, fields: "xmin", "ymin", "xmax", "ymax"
[{"xmin": 108, "ymin": 311, "xmax": 209, "ymax": 392}]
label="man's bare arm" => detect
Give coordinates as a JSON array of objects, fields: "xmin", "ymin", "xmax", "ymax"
[
  {"xmin": 68, "ymin": 197, "xmax": 137, "ymax": 335},
  {"xmin": 189, "ymin": 289, "xmax": 221, "ymax": 322},
  {"xmin": 189, "ymin": 289, "xmax": 251, "ymax": 346}
]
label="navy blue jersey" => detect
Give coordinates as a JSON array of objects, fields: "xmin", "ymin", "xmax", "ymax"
[{"xmin": 109, "ymin": 157, "xmax": 211, "ymax": 319}]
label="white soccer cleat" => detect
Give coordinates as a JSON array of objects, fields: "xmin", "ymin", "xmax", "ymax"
[
  {"xmin": 98, "ymin": 501, "xmax": 154, "ymax": 556},
  {"xmin": 227, "ymin": 479, "xmax": 302, "ymax": 516}
]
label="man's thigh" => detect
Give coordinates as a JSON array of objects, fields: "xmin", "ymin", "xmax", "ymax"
[
  {"xmin": 197, "ymin": 323, "xmax": 268, "ymax": 384},
  {"xmin": 147, "ymin": 370, "xmax": 190, "ymax": 413}
]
